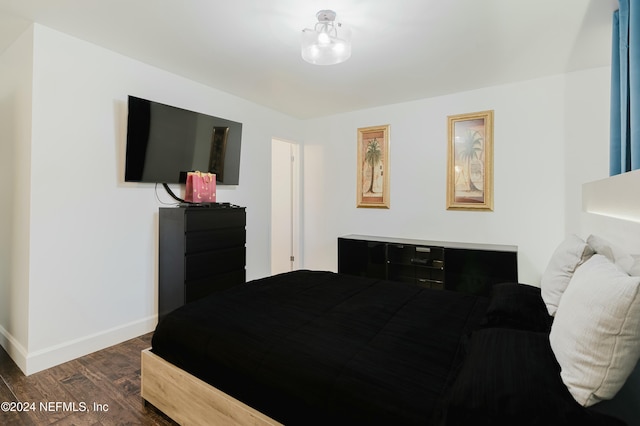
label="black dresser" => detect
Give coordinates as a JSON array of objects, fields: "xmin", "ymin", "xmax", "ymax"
[
  {"xmin": 158, "ymin": 205, "xmax": 246, "ymax": 321},
  {"xmin": 338, "ymin": 234, "xmax": 518, "ymax": 296}
]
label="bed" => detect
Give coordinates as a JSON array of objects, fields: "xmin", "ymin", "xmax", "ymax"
[{"xmin": 142, "ymin": 234, "xmax": 640, "ymax": 425}]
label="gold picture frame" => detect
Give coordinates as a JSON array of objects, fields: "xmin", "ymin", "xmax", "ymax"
[
  {"xmin": 357, "ymin": 125, "xmax": 390, "ymax": 208},
  {"xmin": 447, "ymin": 110, "xmax": 494, "ymax": 211}
]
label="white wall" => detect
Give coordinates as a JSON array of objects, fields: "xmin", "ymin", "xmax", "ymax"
[
  {"xmin": 302, "ymin": 67, "xmax": 612, "ymax": 286},
  {"xmin": 2, "ymin": 24, "xmax": 302, "ymax": 374},
  {"xmin": 0, "ymin": 26, "xmax": 34, "ymax": 373}
]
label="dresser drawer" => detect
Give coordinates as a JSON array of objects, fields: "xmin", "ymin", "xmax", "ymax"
[
  {"xmin": 185, "ymin": 247, "xmax": 246, "ymax": 281},
  {"xmin": 185, "ymin": 209, "xmax": 246, "ymax": 232},
  {"xmin": 185, "ymin": 269, "xmax": 246, "ymax": 303},
  {"xmin": 185, "ymin": 228, "xmax": 245, "ymax": 253}
]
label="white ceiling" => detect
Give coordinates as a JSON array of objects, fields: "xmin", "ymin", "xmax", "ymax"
[{"xmin": 0, "ymin": 0, "xmax": 619, "ymax": 119}]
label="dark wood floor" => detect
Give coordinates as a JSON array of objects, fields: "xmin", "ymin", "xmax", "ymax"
[{"xmin": 0, "ymin": 333, "xmax": 177, "ymax": 425}]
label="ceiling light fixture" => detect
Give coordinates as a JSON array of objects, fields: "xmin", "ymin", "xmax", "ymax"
[{"xmin": 301, "ymin": 10, "xmax": 352, "ymax": 65}]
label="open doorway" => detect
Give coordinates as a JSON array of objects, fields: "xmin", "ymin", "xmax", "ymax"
[{"xmin": 271, "ymin": 138, "xmax": 300, "ymax": 275}]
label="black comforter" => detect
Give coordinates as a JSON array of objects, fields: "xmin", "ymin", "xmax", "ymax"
[{"xmin": 151, "ymin": 270, "xmax": 624, "ymax": 425}]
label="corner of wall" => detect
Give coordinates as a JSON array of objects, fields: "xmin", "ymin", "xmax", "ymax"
[
  {"xmin": 0, "ymin": 325, "xmax": 28, "ymax": 373},
  {"xmin": 0, "ymin": 23, "xmax": 34, "ymax": 375}
]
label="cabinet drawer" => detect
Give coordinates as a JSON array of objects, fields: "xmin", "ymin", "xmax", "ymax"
[
  {"xmin": 185, "ymin": 247, "xmax": 246, "ymax": 281},
  {"xmin": 186, "ymin": 228, "xmax": 245, "ymax": 253},
  {"xmin": 185, "ymin": 209, "xmax": 246, "ymax": 232},
  {"xmin": 413, "ymin": 246, "xmax": 444, "ymax": 265},
  {"xmin": 416, "ymin": 272, "xmax": 444, "ymax": 287},
  {"xmin": 185, "ymin": 269, "xmax": 245, "ymax": 303},
  {"xmin": 417, "ymin": 279, "xmax": 444, "ymax": 290},
  {"xmin": 387, "ymin": 244, "xmax": 444, "ymax": 267}
]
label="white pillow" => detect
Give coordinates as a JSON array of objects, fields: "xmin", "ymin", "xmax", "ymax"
[
  {"xmin": 587, "ymin": 234, "xmax": 640, "ymax": 276},
  {"xmin": 549, "ymin": 254, "xmax": 640, "ymax": 406},
  {"xmin": 540, "ymin": 234, "xmax": 594, "ymax": 316}
]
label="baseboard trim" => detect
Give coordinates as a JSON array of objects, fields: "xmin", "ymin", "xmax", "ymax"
[
  {"xmin": 0, "ymin": 325, "xmax": 29, "ymax": 374},
  {"xmin": 1, "ymin": 315, "xmax": 157, "ymax": 376}
]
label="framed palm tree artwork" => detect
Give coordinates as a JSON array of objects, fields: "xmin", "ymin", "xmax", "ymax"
[
  {"xmin": 446, "ymin": 110, "xmax": 494, "ymax": 211},
  {"xmin": 357, "ymin": 124, "xmax": 390, "ymax": 208}
]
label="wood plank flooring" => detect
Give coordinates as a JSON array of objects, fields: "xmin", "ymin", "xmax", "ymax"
[{"xmin": 0, "ymin": 333, "xmax": 177, "ymax": 425}]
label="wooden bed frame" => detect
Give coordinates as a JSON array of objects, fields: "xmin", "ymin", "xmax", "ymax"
[{"xmin": 141, "ymin": 349, "xmax": 283, "ymax": 426}]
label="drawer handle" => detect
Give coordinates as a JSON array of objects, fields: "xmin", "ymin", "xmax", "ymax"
[
  {"xmin": 419, "ymin": 278, "xmax": 444, "ymax": 284},
  {"xmin": 410, "ymin": 258, "xmax": 428, "ymax": 265},
  {"xmin": 416, "ymin": 247, "xmax": 431, "ymax": 253}
]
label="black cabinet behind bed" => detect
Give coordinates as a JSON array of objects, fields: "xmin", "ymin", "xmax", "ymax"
[
  {"xmin": 159, "ymin": 205, "xmax": 246, "ymax": 321},
  {"xmin": 338, "ymin": 235, "xmax": 517, "ymax": 296}
]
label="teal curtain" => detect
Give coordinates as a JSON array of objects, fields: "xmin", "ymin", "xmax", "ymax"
[{"xmin": 611, "ymin": 0, "xmax": 640, "ymax": 175}]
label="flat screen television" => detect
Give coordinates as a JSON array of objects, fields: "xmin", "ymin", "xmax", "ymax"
[{"xmin": 124, "ymin": 95, "xmax": 242, "ymax": 185}]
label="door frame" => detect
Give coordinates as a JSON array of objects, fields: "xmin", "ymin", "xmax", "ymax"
[{"xmin": 271, "ymin": 138, "xmax": 301, "ymax": 274}]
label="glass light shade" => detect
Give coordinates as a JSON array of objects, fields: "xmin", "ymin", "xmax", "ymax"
[{"xmin": 301, "ymin": 13, "xmax": 352, "ymax": 65}]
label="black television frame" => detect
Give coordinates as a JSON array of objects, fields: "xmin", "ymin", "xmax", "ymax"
[{"xmin": 124, "ymin": 95, "xmax": 242, "ymax": 186}]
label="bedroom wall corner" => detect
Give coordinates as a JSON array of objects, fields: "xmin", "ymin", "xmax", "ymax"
[{"xmin": 0, "ymin": 25, "xmax": 34, "ymax": 373}]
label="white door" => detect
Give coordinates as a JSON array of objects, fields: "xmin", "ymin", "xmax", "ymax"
[{"xmin": 271, "ymin": 139, "xmax": 300, "ymax": 274}]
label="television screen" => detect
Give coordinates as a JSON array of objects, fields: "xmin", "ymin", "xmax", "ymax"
[{"xmin": 124, "ymin": 95, "xmax": 242, "ymax": 185}]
